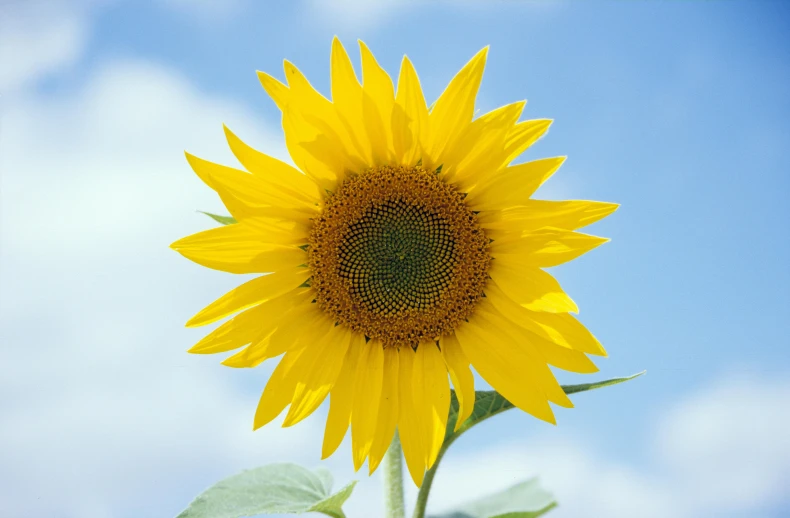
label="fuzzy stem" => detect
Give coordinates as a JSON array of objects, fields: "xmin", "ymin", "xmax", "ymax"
[{"xmin": 383, "ymin": 432, "xmax": 406, "ymax": 518}]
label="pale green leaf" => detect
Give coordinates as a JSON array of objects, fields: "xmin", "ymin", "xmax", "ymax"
[
  {"xmin": 561, "ymin": 371, "xmax": 646, "ymax": 395},
  {"xmin": 447, "ymin": 372, "xmax": 645, "ymax": 440},
  {"xmin": 176, "ymin": 463, "xmax": 356, "ymax": 518},
  {"xmin": 200, "ymin": 211, "xmax": 237, "ymax": 225},
  {"xmin": 428, "ymin": 479, "xmax": 557, "ymax": 518}
]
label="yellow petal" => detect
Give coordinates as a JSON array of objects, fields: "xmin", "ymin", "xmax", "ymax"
[
  {"xmin": 478, "ymin": 200, "xmax": 619, "ymax": 233},
  {"xmin": 187, "ymin": 268, "xmax": 310, "ymax": 327},
  {"xmin": 171, "ymin": 232, "xmax": 305, "ymax": 275},
  {"xmin": 503, "ymin": 119, "xmax": 553, "ymax": 165},
  {"xmin": 429, "ymin": 47, "xmax": 488, "ymax": 162},
  {"xmin": 214, "ymin": 192, "xmax": 258, "ymax": 222},
  {"xmin": 170, "ymin": 217, "xmax": 307, "ymax": 275},
  {"xmin": 456, "ymin": 316, "xmax": 556, "ymax": 424},
  {"xmin": 219, "ymin": 290, "xmax": 318, "ymax": 368},
  {"xmin": 284, "ymin": 325, "xmax": 352, "ymax": 427},
  {"xmin": 322, "ymin": 333, "xmax": 365, "ymax": 459},
  {"xmin": 476, "ymin": 302, "xmax": 575, "ymax": 406},
  {"xmin": 439, "ymin": 334, "xmax": 475, "ymax": 431},
  {"xmin": 257, "ymin": 70, "xmax": 289, "ymax": 111},
  {"xmin": 296, "ymin": 128, "xmax": 359, "ymax": 183},
  {"xmin": 485, "ymin": 282, "xmax": 606, "ymax": 357},
  {"xmin": 280, "ymin": 114, "xmax": 339, "ymax": 192},
  {"xmin": 367, "ymin": 346, "xmax": 400, "ymax": 474},
  {"xmin": 362, "ymin": 92, "xmax": 390, "ymax": 165},
  {"xmin": 359, "ymin": 40, "xmax": 394, "ymax": 164},
  {"xmin": 351, "ymin": 341, "xmax": 384, "ymax": 471},
  {"xmin": 535, "ymin": 339, "xmax": 599, "ymax": 374},
  {"xmin": 489, "ymin": 262, "xmax": 578, "ymax": 313},
  {"xmin": 246, "ymin": 217, "xmax": 311, "ymax": 244},
  {"xmin": 187, "ymin": 303, "xmax": 268, "ymax": 354},
  {"xmin": 223, "ymin": 125, "xmax": 321, "ymax": 203},
  {"xmin": 414, "ymin": 343, "xmax": 450, "ymax": 468},
  {"xmin": 443, "ymin": 101, "xmax": 525, "ymax": 187},
  {"xmin": 397, "ymin": 346, "xmax": 426, "ymax": 486},
  {"xmin": 237, "ymin": 203, "xmax": 318, "ymax": 223},
  {"xmin": 220, "ymin": 335, "xmax": 273, "ymax": 368},
  {"xmin": 491, "ymin": 228, "xmax": 609, "ymax": 267},
  {"xmin": 283, "ymin": 59, "xmax": 331, "ymax": 106},
  {"xmin": 180, "ymin": 152, "xmax": 259, "ymax": 221},
  {"xmin": 281, "ymin": 60, "xmax": 363, "ymax": 184},
  {"xmin": 331, "ymin": 37, "xmax": 372, "ymax": 166},
  {"xmin": 185, "ymin": 152, "xmax": 318, "ymax": 211},
  {"xmin": 393, "ymin": 56, "xmax": 429, "ymax": 166},
  {"xmin": 253, "ymin": 348, "xmax": 304, "ymax": 429},
  {"xmin": 266, "ymin": 300, "xmax": 329, "ymax": 357},
  {"xmin": 331, "ymin": 37, "xmax": 363, "ymax": 114},
  {"xmin": 528, "ymin": 311, "xmax": 607, "ymax": 356},
  {"xmin": 359, "ymin": 41, "xmax": 395, "ymax": 117},
  {"xmin": 171, "ymin": 217, "xmax": 306, "ymax": 251},
  {"xmin": 465, "ymin": 157, "xmax": 566, "ymax": 210}
]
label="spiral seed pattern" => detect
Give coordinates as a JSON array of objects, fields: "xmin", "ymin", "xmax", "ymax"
[{"xmin": 308, "ymin": 165, "xmax": 490, "ymax": 348}]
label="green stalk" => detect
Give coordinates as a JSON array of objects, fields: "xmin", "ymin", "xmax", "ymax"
[
  {"xmin": 411, "ymin": 432, "xmax": 461, "ymax": 518},
  {"xmin": 383, "ymin": 432, "xmax": 406, "ymax": 518},
  {"xmin": 412, "ymin": 374, "xmax": 646, "ymax": 517}
]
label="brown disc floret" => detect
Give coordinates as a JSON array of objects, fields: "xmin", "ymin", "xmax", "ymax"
[{"xmin": 308, "ymin": 165, "xmax": 490, "ymax": 349}]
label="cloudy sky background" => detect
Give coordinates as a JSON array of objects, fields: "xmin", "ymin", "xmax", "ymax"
[{"xmin": 1, "ymin": 1, "xmax": 789, "ymax": 517}]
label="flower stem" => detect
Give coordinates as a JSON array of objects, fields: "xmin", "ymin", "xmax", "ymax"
[
  {"xmin": 383, "ymin": 432, "xmax": 406, "ymax": 518},
  {"xmin": 411, "ymin": 432, "xmax": 460, "ymax": 518}
]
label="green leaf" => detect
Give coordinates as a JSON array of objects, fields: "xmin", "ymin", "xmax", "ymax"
[
  {"xmin": 176, "ymin": 463, "xmax": 357, "ymax": 518},
  {"xmin": 428, "ymin": 478, "xmax": 557, "ymax": 518},
  {"xmin": 200, "ymin": 211, "xmax": 237, "ymax": 225},
  {"xmin": 446, "ymin": 371, "xmax": 645, "ymax": 440},
  {"xmin": 561, "ymin": 371, "xmax": 646, "ymax": 395}
]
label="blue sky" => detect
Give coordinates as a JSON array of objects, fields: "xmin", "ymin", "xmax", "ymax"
[{"xmin": 1, "ymin": 1, "xmax": 789, "ymax": 517}]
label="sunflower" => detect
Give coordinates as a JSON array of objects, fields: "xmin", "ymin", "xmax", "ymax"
[{"xmin": 171, "ymin": 38, "xmax": 616, "ymax": 486}]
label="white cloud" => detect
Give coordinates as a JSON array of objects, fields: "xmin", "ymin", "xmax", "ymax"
[
  {"xmin": 0, "ymin": 0, "xmax": 93, "ymax": 96},
  {"xmin": 426, "ymin": 440, "xmax": 674, "ymax": 518},
  {"xmin": 0, "ymin": 0, "xmax": 246, "ymax": 98},
  {"xmin": 425, "ymin": 375, "xmax": 790, "ymax": 518},
  {"xmin": 0, "ymin": 59, "xmax": 286, "ymax": 261},
  {"xmin": 657, "ymin": 376, "xmax": 790, "ymax": 512}
]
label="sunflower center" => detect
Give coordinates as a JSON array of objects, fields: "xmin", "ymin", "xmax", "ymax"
[{"xmin": 308, "ymin": 165, "xmax": 490, "ymax": 348}]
